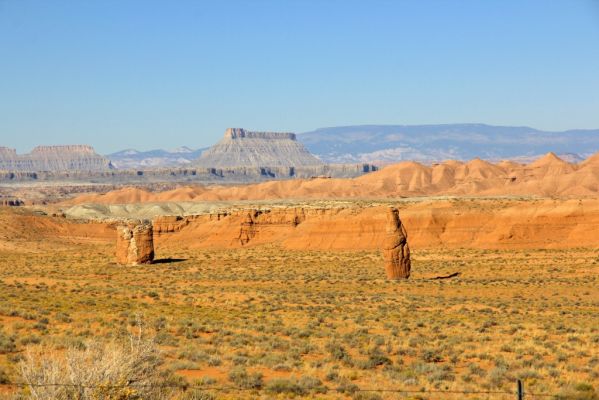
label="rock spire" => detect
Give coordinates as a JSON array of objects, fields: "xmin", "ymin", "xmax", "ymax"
[{"xmin": 383, "ymin": 207, "xmax": 411, "ymax": 280}]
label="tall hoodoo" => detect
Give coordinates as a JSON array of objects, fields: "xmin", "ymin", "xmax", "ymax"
[
  {"xmin": 383, "ymin": 207, "xmax": 411, "ymax": 279},
  {"xmin": 116, "ymin": 221, "xmax": 154, "ymax": 265}
]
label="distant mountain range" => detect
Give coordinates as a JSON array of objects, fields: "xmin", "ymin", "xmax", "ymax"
[
  {"xmin": 104, "ymin": 124, "xmax": 599, "ymax": 168},
  {"xmin": 298, "ymin": 124, "xmax": 599, "ymax": 164},
  {"xmin": 107, "ymin": 147, "xmax": 206, "ymax": 169}
]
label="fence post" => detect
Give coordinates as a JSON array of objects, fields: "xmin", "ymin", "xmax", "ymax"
[{"xmin": 517, "ymin": 379, "xmax": 524, "ymax": 400}]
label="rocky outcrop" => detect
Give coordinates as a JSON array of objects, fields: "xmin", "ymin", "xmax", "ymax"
[
  {"xmin": 116, "ymin": 222, "xmax": 154, "ymax": 265},
  {"xmin": 152, "ymin": 215, "xmax": 192, "ymax": 235},
  {"xmin": 382, "ymin": 207, "xmax": 411, "ymax": 280},
  {"xmin": 0, "ymin": 145, "xmax": 113, "ymax": 172},
  {"xmin": 0, "ymin": 198, "xmax": 24, "ymax": 206},
  {"xmin": 195, "ymin": 128, "xmax": 324, "ymax": 168},
  {"xmin": 239, "ymin": 212, "xmax": 257, "ymax": 245}
]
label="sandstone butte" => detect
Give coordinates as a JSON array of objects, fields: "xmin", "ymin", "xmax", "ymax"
[
  {"xmin": 66, "ymin": 151, "xmax": 599, "ymax": 204},
  {"xmin": 115, "ymin": 222, "xmax": 154, "ymax": 265},
  {"xmin": 383, "ymin": 207, "xmax": 411, "ymax": 280},
  {"xmin": 195, "ymin": 128, "xmax": 323, "ymax": 168}
]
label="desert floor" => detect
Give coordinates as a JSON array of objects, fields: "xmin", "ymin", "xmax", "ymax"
[{"xmin": 0, "ymin": 203, "xmax": 598, "ymax": 399}]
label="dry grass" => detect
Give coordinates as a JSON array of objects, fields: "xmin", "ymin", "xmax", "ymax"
[{"xmin": 0, "ymin": 237, "xmax": 598, "ymax": 399}]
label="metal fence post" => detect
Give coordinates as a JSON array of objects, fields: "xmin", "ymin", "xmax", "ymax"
[{"xmin": 517, "ymin": 379, "xmax": 523, "ymax": 400}]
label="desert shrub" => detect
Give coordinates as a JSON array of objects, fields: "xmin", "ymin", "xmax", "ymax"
[
  {"xmin": 555, "ymin": 383, "xmax": 597, "ymax": 400},
  {"xmin": 352, "ymin": 392, "xmax": 383, "ymax": 400},
  {"xmin": 0, "ymin": 330, "xmax": 16, "ymax": 353},
  {"xmin": 325, "ymin": 341, "xmax": 351, "ymax": 363},
  {"xmin": 325, "ymin": 369, "xmax": 339, "ymax": 381},
  {"xmin": 0, "ymin": 366, "xmax": 9, "ymax": 384},
  {"xmin": 180, "ymin": 389, "xmax": 216, "ymax": 400},
  {"xmin": 206, "ymin": 355, "xmax": 221, "ymax": 367},
  {"xmin": 19, "ymin": 335, "xmax": 41, "ymax": 346},
  {"xmin": 428, "ymin": 365, "xmax": 455, "ymax": 383},
  {"xmin": 272, "ymin": 363, "xmax": 292, "ymax": 371},
  {"xmin": 356, "ymin": 347, "xmax": 392, "ymax": 369},
  {"xmin": 266, "ymin": 378, "xmax": 304, "ymax": 395},
  {"xmin": 421, "ymin": 349, "xmax": 443, "ymax": 363},
  {"xmin": 178, "ymin": 347, "xmax": 208, "ymax": 363},
  {"xmin": 155, "ymin": 331, "xmax": 178, "ymax": 346},
  {"xmin": 18, "ymin": 330, "xmax": 172, "ymax": 400},
  {"xmin": 468, "ymin": 363, "xmax": 486, "ymax": 377},
  {"xmin": 488, "ymin": 366, "xmax": 509, "ymax": 387},
  {"xmin": 227, "ymin": 366, "xmax": 263, "ymax": 389},
  {"xmin": 297, "ymin": 375, "xmax": 327, "ymax": 394},
  {"xmin": 231, "ymin": 355, "xmax": 249, "ymax": 366},
  {"xmin": 336, "ymin": 378, "xmax": 359, "ymax": 394},
  {"xmin": 55, "ymin": 312, "xmax": 72, "ymax": 323}
]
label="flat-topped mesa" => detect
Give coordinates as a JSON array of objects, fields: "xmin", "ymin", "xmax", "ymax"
[
  {"xmin": 383, "ymin": 207, "xmax": 411, "ymax": 280},
  {"xmin": 115, "ymin": 221, "xmax": 154, "ymax": 265},
  {"xmin": 0, "ymin": 145, "xmax": 112, "ymax": 172},
  {"xmin": 224, "ymin": 128, "xmax": 296, "ymax": 141},
  {"xmin": 30, "ymin": 145, "xmax": 97, "ymax": 155},
  {"xmin": 195, "ymin": 128, "xmax": 323, "ymax": 168}
]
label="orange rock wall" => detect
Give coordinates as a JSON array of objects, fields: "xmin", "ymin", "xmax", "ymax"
[
  {"xmin": 4, "ymin": 198, "xmax": 599, "ymax": 252},
  {"xmin": 155, "ymin": 199, "xmax": 599, "ymax": 250}
]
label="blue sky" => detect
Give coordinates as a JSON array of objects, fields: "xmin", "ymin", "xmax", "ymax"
[{"xmin": 1, "ymin": 0, "xmax": 598, "ymax": 153}]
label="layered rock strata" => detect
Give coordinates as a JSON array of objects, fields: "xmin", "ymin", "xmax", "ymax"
[
  {"xmin": 115, "ymin": 222, "xmax": 154, "ymax": 265},
  {"xmin": 0, "ymin": 164, "xmax": 376, "ymax": 183},
  {"xmin": 153, "ymin": 215, "xmax": 193, "ymax": 235},
  {"xmin": 195, "ymin": 128, "xmax": 324, "ymax": 167},
  {"xmin": 0, "ymin": 145, "xmax": 112, "ymax": 172},
  {"xmin": 382, "ymin": 207, "xmax": 411, "ymax": 280},
  {"xmin": 239, "ymin": 212, "xmax": 257, "ymax": 245}
]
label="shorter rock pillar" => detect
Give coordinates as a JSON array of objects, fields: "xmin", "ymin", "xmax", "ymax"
[
  {"xmin": 383, "ymin": 207, "xmax": 411, "ymax": 280},
  {"xmin": 116, "ymin": 222, "xmax": 154, "ymax": 265}
]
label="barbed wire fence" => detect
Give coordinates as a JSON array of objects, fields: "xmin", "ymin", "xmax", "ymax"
[{"xmin": 0, "ymin": 379, "xmax": 558, "ymax": 398}]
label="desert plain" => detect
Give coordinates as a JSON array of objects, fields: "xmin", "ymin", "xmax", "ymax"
[{"xmin": 1, "ymin": 155, "xmax": 599, "ymax": 400}]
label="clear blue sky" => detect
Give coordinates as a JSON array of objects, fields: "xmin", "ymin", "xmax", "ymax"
[{"xmin": 1, "ymin": 0, "xmax": 598, "ymax": 153}]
